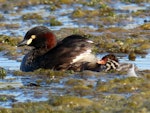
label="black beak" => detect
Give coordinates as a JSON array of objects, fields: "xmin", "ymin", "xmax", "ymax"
[{"xmin": 17, "ymin": 39, "xmax": 28, "ymax": 47}]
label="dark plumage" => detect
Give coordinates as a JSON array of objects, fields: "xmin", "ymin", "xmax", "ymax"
[{"xmin": 18, "ymin": 26, "xmax": 99, "ymax": 72}]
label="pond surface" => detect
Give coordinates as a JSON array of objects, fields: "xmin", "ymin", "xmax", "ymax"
[
  {"xmin": 0, "ymin": 2, "xmax": 149, "ymax": 36},
  {"xmin": 0, "ymin": 52, "xmax": 150, "ymax": 108},
  {"xmin": 0, "ymin": 1, "xmax": 150, "ymax": 108}
]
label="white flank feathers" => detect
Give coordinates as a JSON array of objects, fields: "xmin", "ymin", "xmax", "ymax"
[
  {"xmin": 71, "ymin": 49, "xmax": 95, "ymax": 64},
  {"xmin": 86, "ymin": 40, "xmax": 94, "ymax": 43}
]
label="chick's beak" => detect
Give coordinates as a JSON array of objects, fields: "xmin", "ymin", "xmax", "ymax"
[
  {"xmin": 97, "ymin": 60, "xmax": 106, "ymax": 64},
  {"xmin": 17, "ymin": 39, "xmax": 28, "ymax": 47}
]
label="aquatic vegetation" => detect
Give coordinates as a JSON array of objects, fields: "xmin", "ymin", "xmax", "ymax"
[
  {"xmin": 140, "ymin": 23, "xmax": 150, "ymax": 30},
  {"xmin": 72, "ymin": 6, "xmax": 114, "ymax": 19},
  {"xmin": 0, "ymin": 67, "xmax": 6, "ymax": 79},
  {"xmin": 141, "ymin": 70, "xmax": 150, "ymax": 79},
  {"xmin": 12, "ymin": 102, "xmax": 52, "ymax": 113},
  {"xmin": 99, "ymin": 6, "xmax": 115, "ymax": 17},
  {"xmin": 128, "ymin": 52, "xmax": 136, "ymax": 61},
  {"xmin": 0, "ymin": 96, "xmax": 7, "ymax": 102},
  {"xmin": 34, "ymin": 69, "xmax": 67, "ymax": 77},
  {"xmin": 0, "ymin": 14, "xmax": 4, "ymax": 21},
  {"xmin": 65, "ymin": 79, "xmax": 84, "ymax": 86},
  {"xmin": 0, "ymin": 35, "xmax": 20, "ymax": 46},
  {"xmin": 4, "ymin": 23, "xmax": 20, "ymax": 29},
  {"xmin": 49, "ymin": 95, "xmax": 93, "ymax": 107},
  {"xmin": 72, "ymin": 8, "xmax": 86, "ymax": 18},
  {"xmin": 49, "ymin": 17, "xmax": 62, "ymax": 26},
  {"xmin": 59, "ymin": 0, "xmax": 74, "ymax": 4},
  {"xmin": 49, "ymin": 4, "xmax": 58, "ymax": 11},
  {"xmin": 22, "ymin": 13, "xmax": 43, "ymax": 20},
  {"xmin": 88, "ymin": 28, "xmax": 150, "ymax": 54},
  {"xmin": 72, "ymin": 85, "xmax": 93, "ymax": 96},
  {"xmin": 96, "ymin": 76, "xmax": 145, "ymax": 93},
  {"xmin": 122, "ymin": 0, "xmax": 149, "ymax": 3},
  {"xmin": 0, "ymin": 35, "xmax": 22, "ymax": 59},
  {"xmin": 1, "ymin": 70, "xmax": 150, "ymax": 112},
  {"xmin": 13, "ymin": 68, "xmax": 67, "ymax": 77}
]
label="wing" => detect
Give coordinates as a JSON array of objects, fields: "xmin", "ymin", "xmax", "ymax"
[{"xmin": 42, "ymin": 35, "xmax": 94, "ymax": 70}]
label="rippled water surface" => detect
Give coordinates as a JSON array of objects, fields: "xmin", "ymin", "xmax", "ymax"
[
  {"xmin": 0, "ymin": 2, "xmax": 150, "ymax": 36},
  {"xmin": 0, "ymin": 52, "xmax": 149, "ymax": 108}
]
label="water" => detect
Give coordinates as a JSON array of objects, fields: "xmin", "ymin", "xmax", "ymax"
[
  {"xmin": 0, "ymin": 57, "xmax": 20, "ymax": 71},
  {"xmin": 0, "ymin": 2, "xmax": 149, "ymax": 36},
  {"xmin": 120, "ymin": 54, "xmax": 150, "ymax": 70},
  {"xmin": 0, "ymin": 53, "xmax": 149, "ymax": 108}
]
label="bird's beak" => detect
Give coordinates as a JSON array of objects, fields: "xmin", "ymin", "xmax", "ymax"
[
  {"xmin": 97, "ymin": 60, "xmax": 106, "ymax": 64},
  {"xmin": 17, "ymin": 39, "xmax": 28, "ymax": 47}
]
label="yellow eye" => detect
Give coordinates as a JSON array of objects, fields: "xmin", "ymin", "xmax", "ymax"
[
  {"xmin": 31, "ymin": 35, "xmax": 36, "ymax": 39},
  {"xmin": 26, "ymin": 35, "xmax": 36, "ymax": 45}
]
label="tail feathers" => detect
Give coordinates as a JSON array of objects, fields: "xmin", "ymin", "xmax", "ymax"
[{"xmin": 127, "ymin": 64, "xmax": 138, "ymax": 77}]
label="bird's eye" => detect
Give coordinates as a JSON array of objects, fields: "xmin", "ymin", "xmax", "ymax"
[{"xmin": 26, "ymin": 35, "xmax": 36, "ymax": 45}]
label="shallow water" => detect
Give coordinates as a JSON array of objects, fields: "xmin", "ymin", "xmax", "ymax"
[
  {"xmin": 0, "ymin": 2, "xmax": 149, "ymax": 36},
  {"xmin": 0, "ymin": 1, "xmax": 150, "ymax": 108},
  {"xmin": 0, "ymin": 52, "xmax": 149, "ymax": 108},
  {"xmin": 0, "ymin": 57, "xmax": 20, "ymax": 71}
]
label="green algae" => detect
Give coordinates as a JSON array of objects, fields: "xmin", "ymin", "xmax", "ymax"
[
  {"xmin": 141, "ymin": 70, "xmax": 150, "ymax": 79},
  {"xmin": 33, "ymin": 69, "xmax": 68, "ymax": 77},
  {"xmin": 72, "ymin": 8, "xmax": 86, "ymax": 18},
  {"xmin": 128, "ymin": 52, "xmax": 136, "ymax": 61},
  {"xmin": 72, "ymin": 6, "xmax": 114, "ymax": 19},
  {"xmin": 0, "ymin": 23, "xmax": 20, "ymax": 29},
  {"xmin": 12, "ymin": 102, "xmax": 52, "ymax": 113},
  {"xmin": 0, "ymin": 35, "xmax": 22, "ymax": 59},
  {"xmin": 96, "ymin": 77, "xmax": 145, "ymax": 93},
  {"xmin": 1, "ymin": 88, "xmax": 150, "ymax": 113},
  {"xmin": 65, "ymin": 79, "xmax": 84, "ymax": 86},
  {"xmin": 0, "ymin": 96, "xmax": 7, "ymax": 102},
  {"xmin": 49, "ymin": 18, "xmax": 62, "ymax": 26},
  {"xmin": 22, "ymin": 13, "xmax": 43, "ymax": 20},
  {"xmin": 125, "ymin": 91, "xmax": 150, "ymax": 110},
  {"xmin": 122, "ymin": 0, "xmax": 149, "ymax": 3},
  {"xmin": 0, "ymin": 67, "xmax": 6, "ymax": 79},
  {"xmin": 0, "ymin": 35, "xmax": 20, "ymax": 46},
  {"xmin": 72, "ymin": 8, "xmax": 100, "ymax": 18},
  {"xmin": 59, "ymin": 0, "xmax": 74, "ymax": 4},
  {"xmin": 140, "ymin": 23, "xmax": 150, "ymax": 30},
  {"xmin": 97, "ymin": 84, "xmax": 113, "ymax": 92},
  {"xmin": 13, "ymin": 69, "xmax": 67, "ymax": 77},
  {"xmin": 140, "ymin": 42, "xmax": 150, "ymax": 50},
  {"xmin": 99, "ymin": 6, "xmax": 115, "ymax": 17},
  {"xmin": 0, "ymin": 14, "xmax": 4, "ymax": 21},
  {"xmin": 72, "ymin": 85, "xmax": 93, "ymax": 96},
  {"xmin": 49, "ymin": 95, "xmax": 93, "ymax": 107},
  {"xmin": 89, "ymin": 29, "xmax": 150, "ymax": 54}
]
